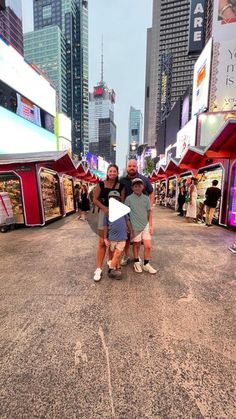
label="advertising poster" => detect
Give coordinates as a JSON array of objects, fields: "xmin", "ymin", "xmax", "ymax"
[
  {"xmin": 209, "ymin": 39, "xmax": 236, "ymax": 112},
  {"xmin": 212, "ymin": 0, "xmax": 236, "ymax": 41},
  {"xmin": 191, "ymin": 39, "xmax": 213, "ymax": 117},
  {"xmin": 176, "ymin": 117, "xmax": 197, "ymax": 158},
  {"xmin": 16, "ymin": 94, "xmax": 41, "ymax": 126}
]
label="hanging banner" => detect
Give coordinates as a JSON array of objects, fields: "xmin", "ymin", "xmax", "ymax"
[{"xmin": 188, "ymin": 0, "xmax": 207, "ymax": 54}]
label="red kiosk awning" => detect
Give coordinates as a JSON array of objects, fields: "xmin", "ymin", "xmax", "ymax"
[
  {"xmin": 178, "ymin": 147, "xmax": 205, "ymax": 170},
  {"xmin": 205, "ymin": 119, "xmax": 236, "ymax": 157}
]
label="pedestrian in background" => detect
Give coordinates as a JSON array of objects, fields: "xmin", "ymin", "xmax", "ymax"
[
  {"xmin": 74, "ymin": 184, "xmax": 81, "ymax": 213},
  {"xmin": 186, "ymin": 178, "xmax": 198, "ymax": 222},
  {"xmin": 92, "ymin": 164, "xmax": 125, "ymax": 282},
  {"xmin": 177, "ymin": 186, "xmax": 186, "ymax": 216},
  {"xmin": 78, "ymin": 184, "xmax": 90, "ymax": 221},
  {"xmin": 204, "ymin": 180, "xmax": 221, "ymax": 227}
]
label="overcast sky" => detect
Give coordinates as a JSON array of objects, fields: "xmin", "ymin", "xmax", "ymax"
[{"xmin": 22, "ymin": 0, "xmax": 152, "ymax": 171}]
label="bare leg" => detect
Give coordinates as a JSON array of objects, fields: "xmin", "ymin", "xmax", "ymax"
[
  {"xmin": 143, "ymin": 240, "xmax": 151, "ymax": 260},
  {"xmin": 133, "ymin": 242, "xmax": 141, "ymax": 259},
  {"xmin": 96, "ymin": 230, "xmax": 106, "ymax": 269},
  {"xmin": 110, "ymin": 249, "xmax": 122, "ymax": 269}
]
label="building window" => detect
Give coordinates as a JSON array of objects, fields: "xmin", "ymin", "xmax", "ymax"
[{"xmin": 42, "ymin": 5, "xmax": 52, "ymax": 20}]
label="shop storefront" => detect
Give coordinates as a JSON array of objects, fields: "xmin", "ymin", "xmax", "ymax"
[
  {"xmin": 40, "ymin": 169, "xmax": 62, "ymax": 222},
  {"xmin": 0, "ymin": 172, "xmax": 24, "ymax": 224},
  {"xmin": 167, "ymin": 176, "xmax": 177, "ymax": 209},
  {"xmin": 0, "ymin": 151, "xmax": 76, "ymax": 227},
  {"xmin": 197, "ymin": 165, "xmax": 224, "ymax": 224},
  {"xmin": 62, "ymin": 175, "xmax": 75, "ymax": 215}
]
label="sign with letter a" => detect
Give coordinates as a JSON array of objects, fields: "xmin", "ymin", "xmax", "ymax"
[{"xmin": 188, "ymin": 0, "xmax": 206, "ymax": 54}]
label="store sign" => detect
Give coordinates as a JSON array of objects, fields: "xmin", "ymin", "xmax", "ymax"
[
  {"xmin": 160, "ymin": 53, "xmax": 172, "ymax": 120},
  {"xmin": 197, "ymin": 111, "xmax": 236, "ymax": 146},
  {"xmin": 188, "ymin": 0, "xmax": 206, "ymax": 54},
  {"xmin": 15, "ymin": 166, "xmax": 32, "ymax": 172},
  {"xmin": 212, "ymin": 0, "xmax": 236, "ymax": 42},
  {"xmin": 176, "ymin": 117, "xmax": 197, "ymax": 158},
  {"xmin": 0, "ymin": 38, "xmax": 56, "ymax": 116},
  {"xmin": 209, "ymin": 40, "xmax": 236, "ymax": 112},
  {"xmin": 0, "ymin": 106, "xmax": 57, "ymax": 153},
  {"xmin": 191, "ymin": 38, "xmax": 213, "ymax": 117}
]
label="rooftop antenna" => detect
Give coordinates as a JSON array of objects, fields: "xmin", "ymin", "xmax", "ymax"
[{"xmin": 101, "ymin": 34, "xmax": 104, "ymax": 83}]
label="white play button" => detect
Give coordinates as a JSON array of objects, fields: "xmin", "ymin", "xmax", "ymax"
[{"xmin": 109, "ymin": 198, "xmax": 130, "ymax": 222}]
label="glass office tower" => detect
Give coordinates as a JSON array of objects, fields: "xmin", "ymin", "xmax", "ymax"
[{"xmin": 24, "ymin": 0, "xmax": 88, "ymax": 157}]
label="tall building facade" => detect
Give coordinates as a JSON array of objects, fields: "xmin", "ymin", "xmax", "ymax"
[
  {"xmin": 98, "ymin": 117, "xmax": 116, "ymax": 164},
  {"xmin": 0, "ymin": 0, "xmax": 23, "ymax": 55},
  {"xmin": 128, "ymin": 106, "xmax": 143, "ymax": 148},
  {"xmin": 89, "ymin": 75, "xmax": 116, "ymax": 162},
  {"xmin": 24, "ymin": 0, "xmax": 88, "ymax": 158},
  {"xmin": 144, "ymin": 0, "xmax": 199, "ymax": 147}
]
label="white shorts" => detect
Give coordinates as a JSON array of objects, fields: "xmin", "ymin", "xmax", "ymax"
[{"xmin": 132, "ymin": 224, "xmax": 151, "ymax": 242}]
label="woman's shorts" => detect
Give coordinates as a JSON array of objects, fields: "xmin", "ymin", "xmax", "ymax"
[
  {"xmin": 98, "ymin": 210, "xmax": 105, "ymax": 230},
  {"xmin": 133, "ymin": 224, "xmax": 151, "ymax": 242}
]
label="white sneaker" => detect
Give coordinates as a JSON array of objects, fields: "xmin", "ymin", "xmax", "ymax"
[
  {"xmin": 93, "ymin": 268, "xmax": 102, "ymax": 281},
  {"xmin": 134, "ymin": 261, "xmax": 143, "ymax": 273},
  {"xmin": 120, "ymin": 255, "xmax": 130, "ymax": 266},
  {"xmin": 143, "ymin": 263, "xmax": 157, "ymax": 274}
]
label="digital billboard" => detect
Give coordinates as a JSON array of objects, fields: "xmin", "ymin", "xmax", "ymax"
[
  {"xmin": 0, "ymin": 106, "xmax": 57, "ymax": 153},
  {"xmin": 188, "ymin": 0, "xmax": 207, "ymax": 54},
  {"xmin": 86, "ymin": 152, "xmax": 98, "ymax": 170},
  {"xmin": 212, "ymin": 0, "xmax": 236, "ymax": 41},
  {"xmin": 209, "ymin": 39, "xmax": 236, "ymax": 112},
  {"xmin": 176, "ymin": 117, "xmax": 197, "ymax": 158},
  {"xmin": 16, "ymin": 94, "xmax": 41, "ymax": 127},
  {"xmin": 191, "ymin": 38, "xmax": 213, "ymax": 117},
  {"xmin": 0, "ymin": 38, "xmax": 56, "ymax": 116},
  {"xmin": 197, "ymin": 111, "xmax": 236, "ymax": 146}
]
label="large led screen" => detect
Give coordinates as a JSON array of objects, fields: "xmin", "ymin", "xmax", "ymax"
[
  {"xmin": 176, "ymin": 117, "xmax": 197, "ymax": 158},
  {"xmin": 191, "ymin": 39, "xmax": 213, "ymax": 117},
  {"xmin": 0, "ymin": 106, "xmax": 57, "ymax": 153},
  {"xmin": 0, "ymin": 38, "xmax": 56, "ymax": 116}
]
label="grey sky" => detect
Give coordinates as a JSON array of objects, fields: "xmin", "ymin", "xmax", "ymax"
[{"xmin": 22, "ymin": 0, "xmax": 152, "ymax": 171}]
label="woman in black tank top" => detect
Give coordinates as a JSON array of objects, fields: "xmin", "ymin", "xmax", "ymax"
[{"xmin": 93, "ymin": 164, "xmax": 125, "ymax": 281}]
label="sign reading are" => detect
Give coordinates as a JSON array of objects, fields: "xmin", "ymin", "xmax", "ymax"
[{"xmin": 188, "ymin": 0, "xmax": 206, "ymax": 54}]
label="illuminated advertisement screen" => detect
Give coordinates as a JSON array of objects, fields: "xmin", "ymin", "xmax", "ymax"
[
  {"xmin": 176, "ymin": 117, "xmax": 197, "ymax": 158},
  {"xmin": 86, "ymin": 152, "xmax": 98, "ymax": 170},
  {"xmin": 94, "ymin": 87, "xmax": 104, "ymax": 96},
  {"xmin": 191, "ymin": 39, "xmax": 212, "ymax": 117},
  {"xmin": 212, "ymin": 0, "xmax": 236, "ymax": 42},
  {"xmin": 0, "ymin": 106, "xmax": 57, "ymax": 153},
  {"xmin": 0, "ymin": 38, "xmax": 56, "ymax": 116},
  {"xmin": 16, "ymin": 94, "xmax": 41, "ymax": 127}
]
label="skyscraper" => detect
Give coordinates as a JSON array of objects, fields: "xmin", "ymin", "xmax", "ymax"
[
  {"xmin": 128, "ymin": 106, "xmax": 143, "ymax": 149},
  {"xmin": 24, "ymin": 0, "xmax": 88, "ymax": 158},
  {"xmin": 89, "ymin": 49, "xmax": 116, "ymax": 162},
  {"xmin": 0, "ymin": 0, "xmax": 23, "ymax": 55},
  {"xmin": 144, "ymin": 0, "xmax": 199, "ymax": 147}
]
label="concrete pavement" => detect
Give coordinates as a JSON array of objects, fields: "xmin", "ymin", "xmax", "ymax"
[{"xmin": 0, "ymin": 207, "xmax": 235, "ymax": 418}]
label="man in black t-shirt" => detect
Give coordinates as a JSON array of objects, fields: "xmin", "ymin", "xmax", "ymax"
[
  {"xmin": 204, "ymin": 180, "xmax": 221, "ymax": 226},
  {"xmin": 120, "ymin": 159, "xmax": 154, "ymax": 265}
]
